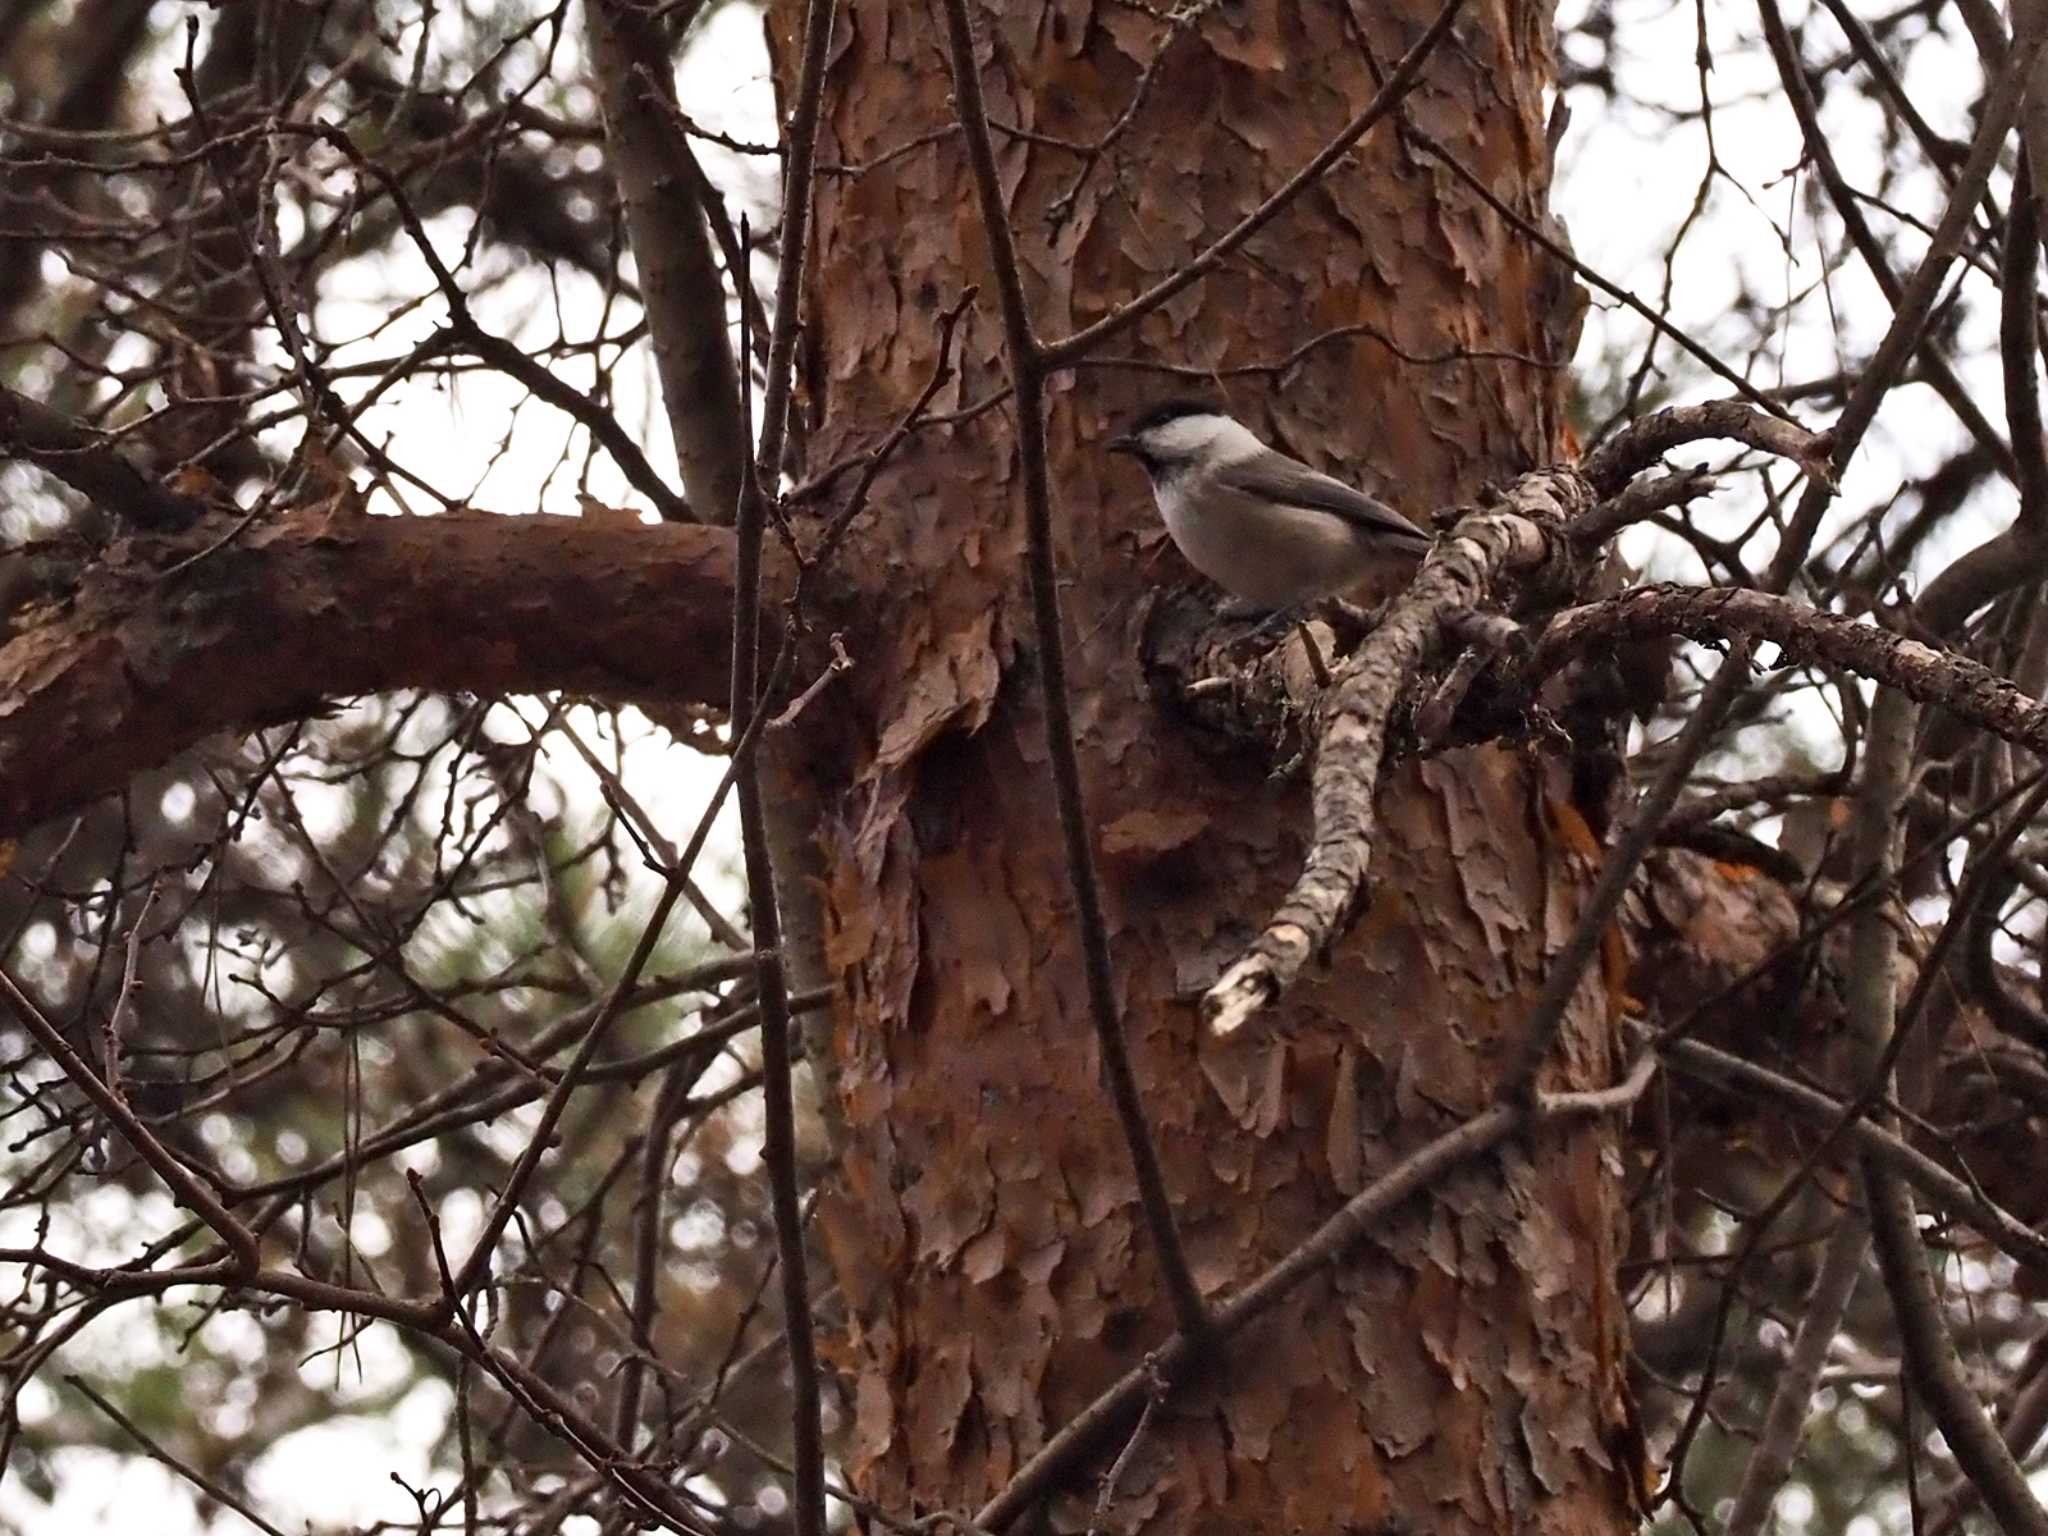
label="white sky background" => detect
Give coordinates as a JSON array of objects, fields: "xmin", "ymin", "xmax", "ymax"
[{"xmin": 0, "ymin": 0, "xmax": 2021, "ymax": 1529}]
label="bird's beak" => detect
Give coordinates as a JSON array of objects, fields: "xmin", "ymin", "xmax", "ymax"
[{"xmin": 1106, "ymin": 433, "xmax": 1137, "ymax": 456}]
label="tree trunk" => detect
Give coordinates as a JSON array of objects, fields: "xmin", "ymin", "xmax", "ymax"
[{"xmin": 771, "ymin": 0, "xmax": 1638, "ymax": 1530}]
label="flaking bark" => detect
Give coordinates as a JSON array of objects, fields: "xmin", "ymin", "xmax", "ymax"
[{"xmin": 776, "ymin": 0, "xmax": 1638, "ymax": 1530}]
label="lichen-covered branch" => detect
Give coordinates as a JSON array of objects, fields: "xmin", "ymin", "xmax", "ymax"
[
  {"xmin": 1578, "ymin": 400, "xmax": 1835, "ymax": 502},
  {"xmin": 1535, "ymin": 584, "xmax": 2048, "ymax": 753},
  {"xmin": 1201, "ymin": 470, "xmax": 1580, "ymax": 1036},
  {"xmin": 1198, "ymin": 397, "xmax": 1861, "ymax": 1039}
]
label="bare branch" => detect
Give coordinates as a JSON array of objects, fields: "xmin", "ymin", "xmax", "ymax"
[
  {"xmin": 728, "ymin": 0, "xmax": 845, "ymax": 1523},
  {"xmin": 0, "ymin": 383, "xmax": 203, "ymax": 532},
  {"xmin": 0, "ymin": 510, "xmax": 758, "ymax": 835},
  {"xmin": 1775, "ymin": 24, "xmax": 2048, "ymax": 574},
  {"xmin": 2002, "ymin": 155, "xmax": 2048, "ymax": 525},
  {"xmin": 1846, "ymin": 647, "xmax": 2048, "ymax": 1536},
  {"xmin": 1754, "ymin": 0, "xmax": 2017, "ymax": 478},
  {"xmin": 1724, "ymin": 1211, "xmax": 1872, "ymax": 1536},
  {"xmin": 1662, "ymin": 1037, "xmax": 2048, "ymax": 1280},
  {"xmin": 68, "ymin": 1375, "xmax": 294, "ymax": 1536},
  {"xmin": 1578, "ymin": 400, "xmax": 1834, "ymax": 502},
  {"xmin": 587, "ymin": 0, "xmax": 746, "ymax": 521},
  {"xmin": 299, "ymin": 120, "xmax": 697, "ymax": 524},
  {"xmin": 1534, "ymin": 584, "xmax": 2048, "ymax": 756}
]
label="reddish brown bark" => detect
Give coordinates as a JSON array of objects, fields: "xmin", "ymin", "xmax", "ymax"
[
  {"xmin": 0, "ymin": 508, "xmax": 751, "ymax": 833},
  {"xmin": 776, "ymin": 0, "xmax": 1636, "ymax": 1530}
]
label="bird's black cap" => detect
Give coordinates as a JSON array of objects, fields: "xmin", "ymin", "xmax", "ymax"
[
  {"xmin": 1124, "ymin": 397, "xmax": 1228, "ymax": 436},
  {"xmin": 1107, "ymin": 398, "xmax": 1230, "ymax": 459}
]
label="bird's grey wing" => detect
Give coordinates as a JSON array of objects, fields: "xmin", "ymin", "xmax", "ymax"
[{"xmin": 1217, "ymin": 454, "xmax": 1430, "ymax": 548}]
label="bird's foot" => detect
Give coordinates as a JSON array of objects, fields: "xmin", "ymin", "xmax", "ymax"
[{"xmin": 1213, "ymin": 599, "xmax": 1304, "ymax": 638}]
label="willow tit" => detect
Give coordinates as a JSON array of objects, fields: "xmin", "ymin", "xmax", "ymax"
[{"xmin": 1107, "ymin": 400, "xmax": 1430, "ymax": 607}]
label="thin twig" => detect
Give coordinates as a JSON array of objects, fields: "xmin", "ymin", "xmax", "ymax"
[
  {"xmin": 446, "ymin": 634, "xmax": 795, "ymax": 1302},
  {"xmin": 975, "ymin": 1068, "xmax": 1645, "ymax": 1531},
  {"xmin": 938, "ymin": 0, "xmax": 1210, "ymax": 1341},
  {"xmin": 807, "ymin": 289, "xmax": 977, "ymax": 577},
  {"xmin": 102, "ymin": 877, "xmax": 159, "ymax": 1097},
  {"xmin": 1084, "ymin": 1385, "xmax": 1161, "ymax": 1536},
  {"xmin": 728, "ymin": 0, "xmax": 844, "ymax": 1516},
  {"xmin": 612, "ymin": 1064, "xmax": 702, "ymax": 1447},
  {"xmin": 1770, "ymin": 24, "xmax": 2048, "ymax": 587},
  {"xmin": 1401, "ymin": 125, "xmax": 1793, "ymax": 419},
  {"xmin": 295, "ymin": 120, "xmax": 694, "ymax": 522},
  {"xmin": 0, "ymin": 965, "xmax": 259, "ymax": 1272},
  {"xmin": 1663, "ymin": 1039, "xmax": 2048, "ymax": 1276},
  {"xmin": 769, "ymin": 632, "xmax": 854, "ymax": 729},
  {"xmin": 444, "ymin": 878, "xmax": 691, "ymax": 1302},
  {"xmin": 68, "ymin": 1374, "xmax": 294, "ymax": 1536},
  {"xmin": 1753, "ymin": 0, "xmax": 2016, "ymax": 477},
  {"xmin": 750, "ymin": 0, "xmax": 837, "ymax": 486}
]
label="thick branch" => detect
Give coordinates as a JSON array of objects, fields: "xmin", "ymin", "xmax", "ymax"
[{"xmin": 0, "ymin": 510, "xmax": 753, "ymax": 835}]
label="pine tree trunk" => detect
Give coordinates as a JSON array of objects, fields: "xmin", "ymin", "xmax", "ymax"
[{"xmin": 776, "ymin": 0, "xmax": 1637, "ymax": 1528}]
